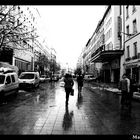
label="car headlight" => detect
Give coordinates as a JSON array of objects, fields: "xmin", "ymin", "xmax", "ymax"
[{"xmin": 29, "ymin": 79, "xmax": 35, "ymax": 84}]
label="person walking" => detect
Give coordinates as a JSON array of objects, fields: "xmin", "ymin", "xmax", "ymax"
[
  {"xmin": 119, "ymin": 73, "xmax": 130, "ymax": 110},
  {"xmin": 64, "ymin": 73, "xmax": 74, "ymax": 106},
  {"xmin": 127, "ymin": 74, "xmax": 134, "ymax": 112},
  {"xmin": 77, "ymin": 73, "xmax": 84, "ymax": 97}
]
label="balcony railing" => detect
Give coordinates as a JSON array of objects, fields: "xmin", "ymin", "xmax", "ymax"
[
  {"xmin": 126, "ymin": 55, "xmax": 139, "ymax": 62},
  {"xmin": 91, "ymin": 45, "xmax": 105, "ymax": 58},
  {"xmin": 90, "ymin": 44, "xmax": 123, "ymax": 63},
  {"xmin": 132, "ymin": 55, "xmax": 138, "ymax": 60}
]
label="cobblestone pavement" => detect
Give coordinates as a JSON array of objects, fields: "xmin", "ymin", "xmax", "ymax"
[{"xmin": 0, "ymin": 81, "xmax": 140, "ymax": 135}]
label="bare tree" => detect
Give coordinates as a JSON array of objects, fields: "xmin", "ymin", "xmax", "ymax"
[{"xmin": 0, "ymin": 5, "xmax": 38, "ymax": 51}]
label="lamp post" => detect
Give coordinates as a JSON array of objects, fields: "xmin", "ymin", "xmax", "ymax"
[
  {"xmin": 66, "ymin": 62, "xmax": 69, "ymax": 73},
  {"xmin": 50, "ymin": 47, "xmax": 56, "ymax": 81}
]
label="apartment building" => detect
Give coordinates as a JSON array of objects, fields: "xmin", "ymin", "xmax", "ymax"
[
  {"xmin": 82, "ymin": 6, "xmax": 124, "ymax": 83},
  {"xmin": 82, "ymin": 38, "xmax": 92, "ymax": 74},
  {"xmin": 123, "ymin": 5, "xmax": 140, "ymax": 85},
  {"xmin": 12, "ymin": 6, "xmax": 40, "ymax": 73},
  {"xmin": 0, "ymin": 5, "xmax": 51, "ymax": 74}
]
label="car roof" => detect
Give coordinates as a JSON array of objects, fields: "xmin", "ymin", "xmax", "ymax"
[
  {"xmin": 0, "ymin": 72, "xmax": 17, "ymax": 75},
  {"xmin": 21, "ymin": 72, "xmax": 38, "ymax": 74}
]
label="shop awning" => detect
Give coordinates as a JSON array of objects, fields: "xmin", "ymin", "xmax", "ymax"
[{"xmin": 91, "ymin": 50, "xmax": 124, "ymax": 63}]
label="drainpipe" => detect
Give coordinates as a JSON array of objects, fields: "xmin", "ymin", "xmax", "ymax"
[{"xmin": 120, "ymin": 5, "xmax": 125, "ymax": 80}]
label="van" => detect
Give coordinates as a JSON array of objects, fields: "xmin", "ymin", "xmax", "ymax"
[
  {"xmin": 84, "ymin": 74, "xmax": 96, "ymax": 81},
  {"xmin": 0, "ymin": 70, "xmax": 19, "ymax": 98},
  {"xmin": 18, "ymin": 71, "xmax": 40, "ymax": 89},
  {"xmin": 52, "ymin": 74, "xmax": 60, "ymax": 81}
]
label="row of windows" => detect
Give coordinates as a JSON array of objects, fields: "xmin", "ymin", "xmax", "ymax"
[
  {"xmin": 15, "ymin": 60, "xmax": 29, "ymax": 71},
  {"xmin": 104, "ymin": 7, "xmax": 111, "ymax": 23},
  {"xmin": 105, "ymin": 28, "xmax": 112, "ymax": 42},
  {"xmin": 105, "ymin": 17, "xmax": 112, "ymax": 31},
  {"xmin": 126, "ymin": 19, "xmax": 137, "ymax": 37},
  {"xmin": 126, "ymin": 5, "xmax": 136, "ymax": 19},
  {"xmin": 126, "ymin": 42, "xmax": 137, "ymax": 58},
  {"xmin": 105, "ymin": 42, "xmax": 113, "ymax": 51}
]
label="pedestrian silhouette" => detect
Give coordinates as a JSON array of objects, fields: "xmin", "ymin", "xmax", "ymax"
[
  {"xmin": 64, "ymin": 73, "xmax": 74, "ymax": 106},
  {"xmin": 77, "ymin": 72, "xmax": 84, "ymax": 97},
  {"xmin": 127, "ymin": 74, "xmax": 135, "ymax": 113},
  {"xmin": 119, "ymin": 73, "xmax": 131, "ymax": 111},
  {"xmin": 62, "ymin": 105, "xmax": 73, "ymax": 131}
]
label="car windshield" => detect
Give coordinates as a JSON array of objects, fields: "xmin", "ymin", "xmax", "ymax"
[
  {"xmin": 0, "ymin": 75, "xmax": 5, "ymax": 84},
  {"xmin": 19, "ymin": 73, "xmax": 35, "ymax": 79}
]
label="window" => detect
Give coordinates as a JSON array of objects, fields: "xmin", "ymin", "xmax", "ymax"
[
  {"xmin": 133, "ymin": 42, "xmax": 137, "ymax": 56},
  {"xmin": 17, "ymin": 19, "xmax": 19, "ymax": 26},
  {"xmin": 120, "ymin": 5, "xmax": 122, "ymax": 15},
  {"xmin": 132, "ymin": 5, "xmax": 136, "ymax": 13},
  {"xmin": 0, "ymin": 75, "xmax": 5, "ymax": 84},
  {"xmin": 133, "ymin": 19, "xmax": 137, "ymax": 34},
  {"xmin": 126, "ymin": 25, "xmax": 129, "ymax": 37},
  {"xmin": 13, "ymin": 6, "xmax": 16, "ymax": 11},
  {"xmin": 126, "ymin": 6, "xmax": 129, "ymax": 19},
  {"xmin": 6, "ymin": 76, "xmax": 11, "ymax": 85},
  {"xmin": 127, "ymin": 46, "xmax": 130, "ymax": 58},
  {"xmin": 19, "ymin": 74, "xmax": 35, "ymax": 79},
  {"xmin": 11, "ymin": 75, "xmax": 15, "ymax": 83}
]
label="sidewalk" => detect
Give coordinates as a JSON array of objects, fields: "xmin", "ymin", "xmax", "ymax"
[
  {"xmin": 87, "ymin": 81, "xmax": 140, "ymax": 100},
  {"xmin": 87, "ymin": 81, "xmax": 121, "ymax": 93}
]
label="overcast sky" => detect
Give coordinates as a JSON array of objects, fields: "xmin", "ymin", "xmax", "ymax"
[{"xmin": 36, "ymin": 6, "xmax": 106, "ymax": 69}]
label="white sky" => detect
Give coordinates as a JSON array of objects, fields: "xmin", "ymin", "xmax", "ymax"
[{"xmin": 36, "ymin": 6, "xmax": 106, "ymax": 69}]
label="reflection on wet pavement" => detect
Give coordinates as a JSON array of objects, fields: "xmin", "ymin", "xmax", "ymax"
[
  {"xmin": 76, "ymin": 95, "xmax": 83, "ymax": 109},
  {"xmin": 0, "ymin": 81, "xmax": 140, "ymax": 134},
  {"xmin": 62, "ymin": 105, "xmax": 74, "ymax": 131}
]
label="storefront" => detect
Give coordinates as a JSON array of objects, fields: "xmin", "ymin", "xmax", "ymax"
[
  {"xmin": 101, "ymin": 58, "xmax": 120, "ymax": 83},
  {"xmin": 125, "ymin": 62, "xmax": 140, "ymax": 85},
  {"xmin": 15, "ymin": 57, "xmax": 32, "ymax": 75}
]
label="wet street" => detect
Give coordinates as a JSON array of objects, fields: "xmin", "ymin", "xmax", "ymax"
[{"xmin": 0, "ymin": 80, "xmax": 140, "ymax": 135}]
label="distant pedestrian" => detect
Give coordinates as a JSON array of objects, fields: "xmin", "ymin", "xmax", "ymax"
[
  {"xmin": 64, "ymin": 73, "xmax": 74, "ymax": 106},
  {"xmin": 127, "ymin": 74, "xmax": 134, "ymax": 112},
  {"xmin": 119, "ymin": 73, "xmax": 130, "ymax": 110},
  {"xmin": 77, "ymin": 73, "xmax": 84, "ymax": 97}
]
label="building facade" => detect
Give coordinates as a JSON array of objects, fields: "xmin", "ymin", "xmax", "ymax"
[
  {"xmin": 81, "ymin": 6, "xmax": 124, "ymax": 83},
  {"xmin": 12, "ymin": 6, "xmax": 40, "ymax": 73},
  {"xmin": 0, "ymin": 5, "xmax": 51, "ymax": 75},
  {"xmin": 80, "ymin": 5, "xmax": 140, "ymax": 86},
  {"xmin": 123, "ymin": 5, "xmax": 140, "ymax": 85},
  {"xmin": 89, "ymin": 6, "xmax": 123, "ymax": 83}
]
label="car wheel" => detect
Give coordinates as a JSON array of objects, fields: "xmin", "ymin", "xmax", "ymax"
[
  {"xmin": 14, "ymin": 88, "xmax": 19, "ymax": 96},
  {"xmin": 0, "ymin": 91, "xmax": 5, "ymax": 103}
]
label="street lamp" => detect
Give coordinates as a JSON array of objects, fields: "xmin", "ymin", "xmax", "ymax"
[
  {"xmin": 50, "ymin": 47, "xmax": 56, "ymax": 81},
  {"xmin": 66, "ymin": 62, "xmax": 69, "ymax": 73}
]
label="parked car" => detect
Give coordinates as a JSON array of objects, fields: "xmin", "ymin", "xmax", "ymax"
[
  {"xmin": 40, "ymin": 75, "xmax": 46, "ymax": 83},
  {"xmin": 59, "ymin": 77, "xmax": 65, "ymax": 87},
  {"xmin": 0, "ymin": 68, "xmax": 19, "ymax": 98},
  {"xmin": 18, "ymin": 72, "xmax": 40, "ymax": 89},
  {"xmin": 84, "ymin": 75, "xmax": 96, "ymax": 81},
  {"xmin": 51, "ymin": 74, "xmax": 60, "ymax": 81}
]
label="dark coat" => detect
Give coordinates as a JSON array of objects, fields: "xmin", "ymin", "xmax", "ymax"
[
  {"xmin": 77, "ymin": 75, "xmax": 83, "ymax": 87},
  {"xmin": 64, "ymin": 77, "xmax": 74, "ymax": 89}
]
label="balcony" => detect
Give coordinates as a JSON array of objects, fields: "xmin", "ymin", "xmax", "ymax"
[
  {"xmin": 90, "ymin": 45, "xmax": 124, "ymax": 63},
  {"xmin": 125, "ymin": 55, "xmax": 139, "ymax": 62}
]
